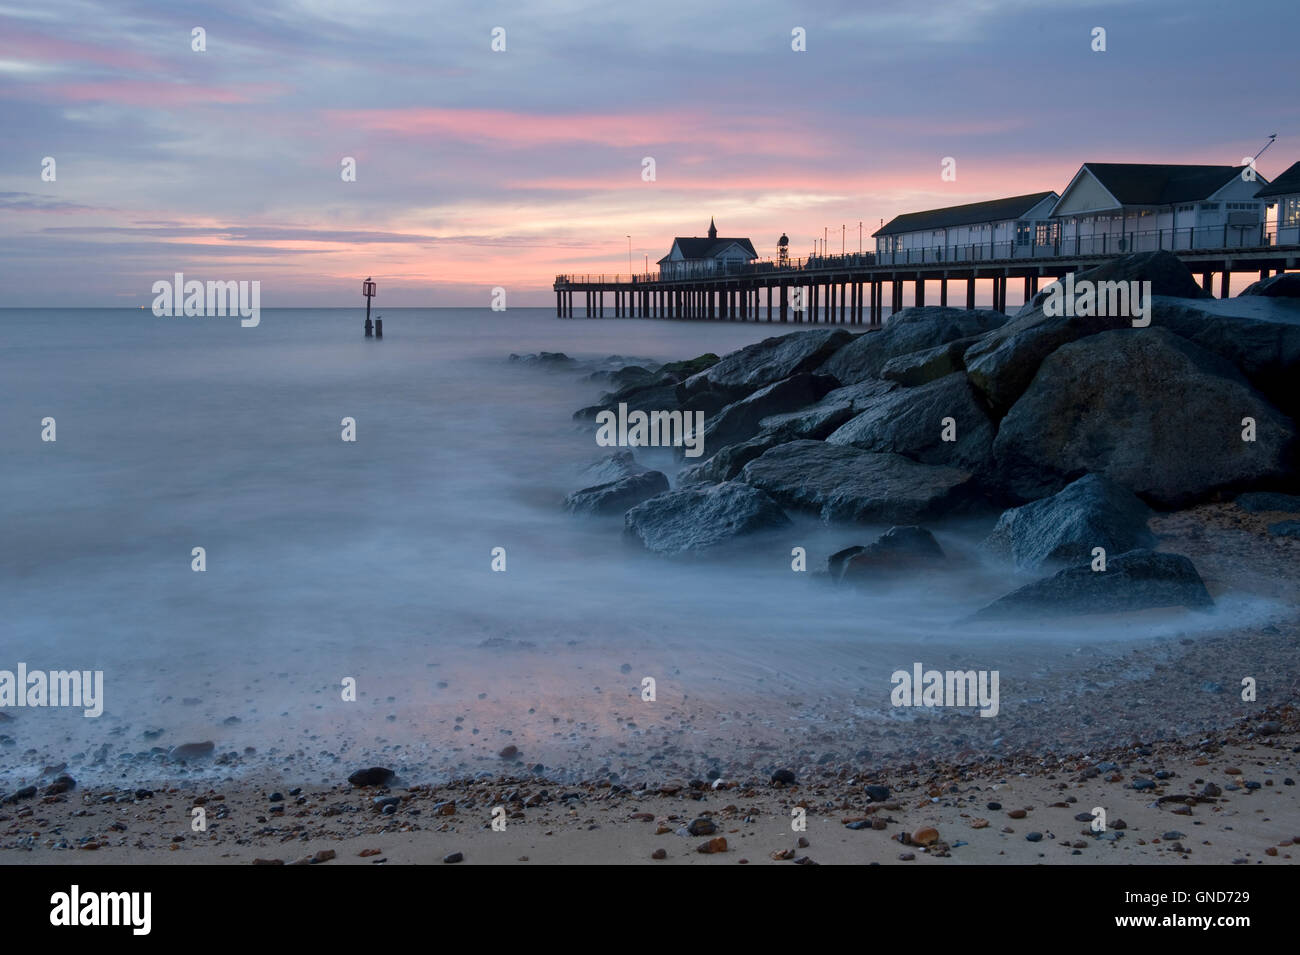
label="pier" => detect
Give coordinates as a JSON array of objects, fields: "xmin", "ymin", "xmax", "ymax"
[{"xmin": 554, "ymin": 242, "xmax": 1300, "ymax": 323}]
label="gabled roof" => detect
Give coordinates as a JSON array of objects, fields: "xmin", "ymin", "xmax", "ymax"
[
  {"xmin": 872, "ymin": 192, "xmax": 1057, "ymax": 237},
  {"xmin": 658, "ymin": 237, "xmax": 758, "ymax": 263},
  {"xmin": 1072, "ymin": 163, "xmax": 1253, "ymax": 206},
  {"xmin": 1255, "ymin": 160, "xmax": 1300, "ymax": 198}
]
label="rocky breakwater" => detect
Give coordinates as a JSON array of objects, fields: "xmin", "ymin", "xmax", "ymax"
[{"xmin": 544, "ymin": 251, "xmax": 1300, "ymax": 618}]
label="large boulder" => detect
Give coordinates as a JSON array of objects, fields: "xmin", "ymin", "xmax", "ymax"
[
  {"xmin": 838, "ymin": 526, "xmax": 946, "ymax": 584},
  {"xmin": 982, "ymin": 473, "xmax": 1155, "ymax": 571},
  {"xmin": 1238, "ymin": 273, "xmax": 1300, "ymax": 298},
  {"xmin": 680, "ymin": 329, "xmax": 851, "ymax": 400},
  {"xmin": 624, "ymin": 482, "xmax": 790, "ymax": 555},
  {"xmin": 990, "ymin": 329, "xmax": 1296, "ymax": 507},
  {"xmin": 825, "ymin": 373, "xmax": 995, "ymax": 472},
  {"xmin": 1151, "ymin": 299, "xmax": 1300, "ymax": 417},
  {"xmin": 820, "ymin": 307, "xmax": 1006, "ymax": 386},
  {"xmin": 658, "ymin": 353, "xmax": 720, "ymax": 381},
  {"xmin": 695, "ymin": 373, "xmax": 838, "ymax": 454},
  {"xmin": 758, "ymin": 379, "xmax": 897, "ymax": 439},
  {"xmin": 880, "ymin": 336, "xmax": 978, "ymax": 386},
  {"xmin": 577, "ymin": 450, "xmax": 648, "ymax": 486},
  {"xmin": 972, "ymin": 549, "xmax": 1213, "ymax": 619},
  {"xmin": 739, "ymin": 439, "xmax": 974, "ymax": 523},
  {"xmin": 678, "ymin": 432, "xmax": 794, "ymax": 485},
  {"xmin": 564, "ymin": 471, "xmax": 669, "ymax": 516},
  {"xmin": 966, "ymin": 253, "xmax": 1210, "ymax": 418}
]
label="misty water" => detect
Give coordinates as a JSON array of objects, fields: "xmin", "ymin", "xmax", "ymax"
[{"xmin": 0, "ymin": 308, "xmax": 1265, "ymax": 787}]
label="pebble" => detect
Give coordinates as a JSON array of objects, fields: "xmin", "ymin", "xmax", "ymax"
[
  {"xmin": 443, "ymin": 852, "xmax": 464, "ymax": 864},
  {"xmin": 348, "ymin": 767, "xmax": 395, "ymax": 787},
  {"xmin": 687, "ymin": 818, "xmax": 716, "ymax": 836},
  {"xmin": 911, "ymin": 827, "xmax": 940, "ymax": 846},
  {"xmin": 1026, "ymin": 832, "xmax": 1043, "ymax": 842},
  {"xmin": 697, "ymin": 837, "xmax": 727, "ymax": 854},
  {"xmin": 651, "ymin": 848, "xmax": 667, "ymax": 860},
  {"xmin": 771, "ymin": 769, "xmax": 796, "ymax": 785},
  {"xmin": 865, "ymin": 785, "xmax": 890, "ymax": 802}
]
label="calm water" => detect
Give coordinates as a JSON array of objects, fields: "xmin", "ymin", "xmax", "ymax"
[{"xmin": 0, "ymin": 308, "xmax": 1250, "ymax": 784}]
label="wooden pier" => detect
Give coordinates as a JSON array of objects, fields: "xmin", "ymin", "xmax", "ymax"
[{"xmin": 554, "ymin": 246, "xmax": 1300, "ymax": 323}]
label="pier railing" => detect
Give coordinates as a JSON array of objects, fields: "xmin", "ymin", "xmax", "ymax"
[
  {"xmin": 556, "ymin": 252, "xmax": 876, "ymax": 286},
  {"xmin": 875, "ymin": 225, "xmax": 1282, "ymax": 266}
]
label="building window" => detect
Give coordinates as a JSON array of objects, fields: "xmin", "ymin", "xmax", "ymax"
[
  {"xmin": 1284, "ymin": 197, "xmax": 1300, "ymax": 229},
  {"xmin": 1200, "ymin": 203, "xmax": 1220, "ymax": 212},
  {"xmin": 1226, "ymin": 202, "xmax": 1259, "ymax": 211},
  {"xmin": 1035, "ymin": 222, "xmax": 1057, "ymax": 246},
  {"xmin": 1177, "ymin": 204, "xmax": 1194, "ymax": 213},
  {"xmin": 1015, "ymin": 221, "xmax": 1030, "ymax": 246}
]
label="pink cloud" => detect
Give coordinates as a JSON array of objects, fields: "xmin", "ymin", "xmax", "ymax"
[{"xmin": 325, "ymin": 107, "xmax": 827, "ymax": 156}]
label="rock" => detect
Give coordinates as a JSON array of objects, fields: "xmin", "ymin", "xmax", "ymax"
[
  {"xmin": 252, "ymin": 858, "xmax": 284, "ymax": 865},
  {"xmin": 964, "ymin": 252, "xmax": 1207, "ymax": 417},
  {"xmin": 1007, "ymin": 809, "xmax": 1027, "ymax": 819},
  {"xmin": 1236, "ymin": 491, "xmax": 1300, "ymax": 513},
  {"xmin": 911, "ymin": 826, "xmax": 940, "ymax": 846},
  {"xmin": 827, "ymin": 545, "xmax": 865, "ymax": 579},
  {"xmin": 758, "ymin": 379, "xmax": 898, "ymax": 439},
  {"xmin": 687, "ymin": 817, "xmax": 716, "ymax": 836},
  {"xmin": 880, "ymin": 335, "xmax": 979, "ymax": 386},
  {"xmin": 838, "ymin": 526, "xmax": 946, "ymax": 584},
  {"xmin": 825, "ymin": 372, "xmax": 995, "ymax": 472},
  {"xmin": 1238, "ymin": 273, "xmax": 1300, "ymax": 297},
  {"xmin": 697, "ymin": 373, "xmax": 839, "ymax": 453},
  {"xmin": 168, "ymin": 741, "xmax": 215, "ymax": 761},
  {"xmin": 972, "ymin": 549, "xmax": 1214, "ymax": 619},
  {"xmin": 658, "ymin": 354, "xmax": 720, "ymax": 382},
  {"xmin": 1026, "ymin": 832, "xmax": 1043, "ymax": 842},
  {"xmin": 312, "ymin": 849, "xmax": 336, "ymax": 863},
  {"xmin": 1268, "ymin": 520, "xmax": 1300, "ymax": 538},
  {"xmin": 740, "ymin": 440, "xmax": 974, "ymax": 524},
  {"xmin": 509, "ymin": 351, "xmax": 574, "ymax": 368},
  {"xmin": 577, "ymin": 451, "xmax": 648, "ymax": 486},
  {"xmin": 1152, "ymin": 299, "xmax": 1300, "ymax": 417},
  {"xmin": 989, "ymin": 329, "xmax": 1296, "ymax": 507},
  {"xmin": 819, "ymin": 307, "xmax": 1007, "ymax": 386},
  {"xmin": 3, "ymin": 785, "xmax": 37, "ymax": 804},
  {"xmin": 443, "ymin": 851, "xmax": 464, "ymax": 864},
  {"xmin": 575, "ymin": 380, "xmax": 702, "ymax": 422},
  {"xmin": 651, "ymin": 848, "xmax": 667, "ymax": 860},
  {"xmin": 564, "ymin": 471, "xmax": 669, "ymax": 516},
  {"xmin": 624, "ymin": 482, "xmax": 790, "ymax": 555},
  {"xmin": 591, "ymin": 365, "xmax": 656, "ymax": 390},
  {"xmin": 43, "ymin": 774, "xmax": 76, "ymax": 795},
  {"xmin": 499, "ymin": 745, "xmax": 520, "ymax": 760},
  {"xmin": 771, "ymin": 769, "xmax": 797, "ymax": 785},
  {"xmin": 677, "ymin": 432, "xmax": 794, "ymax": 485},
  {"xmin": 697, "ymin": 837, "xmax": 728, "ymax": 854},
  {"xmin": 681, "ymin": 329, "xmax": 852, "ymax": 400},
  {"xmin": 864, "ymin": 785, "xmax": 890, "ymax": 802},
  {"xmin": 982, "ymin": 473, "xmax": 1155, "ymax": 571},
  {"xmin": 347, "ymin": 767, "xmax": 395, "ymax": 787}
]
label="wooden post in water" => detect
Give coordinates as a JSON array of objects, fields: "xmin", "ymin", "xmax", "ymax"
[{"xmin": 362, "ymin": 277, "xmax": 376, "ymax": 337}]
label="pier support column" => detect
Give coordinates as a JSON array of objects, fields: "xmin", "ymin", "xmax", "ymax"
[
  {"xmin": 915, "ymin": 279, "xmax": 925, "ymax": 308},
  {"xmin": 779, "ymin": 283, "xmax": 788, "ymax": 323},
  {"xmin": 966, "ymin": 276, "xmax": 976, "ymax": 310},
  {"xmin": 1201, "ymin": 272, "xmax": 1213, "ymax": 294},
  {"xmin": 1220, "ymin": 268, "xmax": 1231, "ymax": 299},
  {"xmin": 939, "ymin": 277, "xmax": 947, "ymax": 307}
]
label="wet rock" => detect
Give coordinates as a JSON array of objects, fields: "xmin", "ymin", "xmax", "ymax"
[
  {"xmin": 989, "ymin": 329, "xmax": 1295, "ymax": 507},
  {"xmin": 687, "ymin": 817, "xmax": 716, "ymax": 836},
  {"xmin": 838, "ymin": 526, "xmax": 946, "ymax": 584},
  {"xmin": 696, "ymin": 373, "xmax": 839, "ymax": 453},
  {"xmin": 981, "ymin": 473, "xmax": 1155, "ymax": 571},
  {"xmin": 3, "ymin": 785, "xmax": 37, "ymax": 804},
  {"xmin": 499, "ymin": 745, "xmax": 519, "ymax": 760},
  {"xmin": 758, "ymin": 380, "xmax": 897, "ymax": 440},
  {"xmin": 347, "ymin": 767, "xmax": 395, "ymax": 787},
  {"xmin": 820, "ymin": 307, "xmax": 1007, "ymax": 386},
  {"xmin": 624, "ymin": 482, "xmax": 790, "ymax": 555},
  {"xmin": 168, "ymin": 741, "xmax": 215, "ymax": 761},
  {"xmin": 682, "ymin": 329, "xmax": 851, "ymax": 401},
  {"xmin": 880, "ymin": 336, "xmax": 979, "ymax": 386},
  {"xmin": 771, "ymin": 769, "xmax": 797, "ymax": 785},
  {"xmin": 825, "ymin": 372, "xmax": 995, "ymax": 472},
  {"xmin": 1268, "ymin": 520, "xmax": 1300, "ymax": 538},
  {"xmin": 740, "ymin": 440, "xmax": 974, "ymax": 524},
  {"xmin": 865, "ymin": 785, "xmax": 891, "ymax": 802},
  {"xmin": 577, "ymin": 451, "xmax": 649, "ymax": 486},
  {"xmin": 1238, "ymin": 272, "xmax": 1300, "ymax": 298},
  {"xmin": 974, "ymin": 549, "xmax": 1213, "ymax": 619},
  {"xmin": 677, "ymin": 431, "xmax": 794, "ymax": 485},
  {"xmin": 44, "ymin": 774, "xmax": 76, "ymax": 795},
  {"xmin": 967, "ymin": 252, "xmax": 1210, "ymax": 417},
  {"xmin": 564, "ymin": 471, "xmax": 669, "ymax": 516}
]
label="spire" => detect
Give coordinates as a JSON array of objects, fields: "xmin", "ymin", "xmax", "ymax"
[{"xmin": 708, "ymin": 217, "xmax": 717, "ymax": 239}]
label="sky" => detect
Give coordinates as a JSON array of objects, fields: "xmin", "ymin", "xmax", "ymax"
[{"xmin": 2, "ymin": 0, "xmax": 1297, "ymax": 307}]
